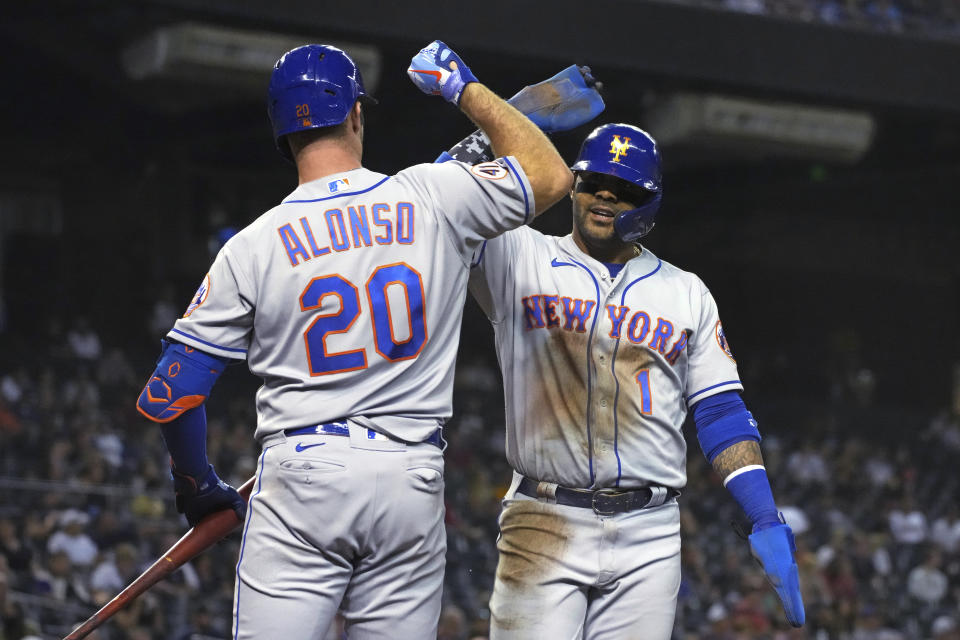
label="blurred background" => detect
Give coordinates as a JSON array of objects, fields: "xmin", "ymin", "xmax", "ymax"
[{"xmin": 0, "ymin": 1, "xmax": 958, "ymax": 638}]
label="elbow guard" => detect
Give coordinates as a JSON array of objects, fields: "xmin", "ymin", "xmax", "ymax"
[
  {"xmin": 693, "ymin": 391, "xmax": 761, "ymax": 463},
  {"xmin": 137, "ymin": 341, "xmax": 227, "ymax": 423}
]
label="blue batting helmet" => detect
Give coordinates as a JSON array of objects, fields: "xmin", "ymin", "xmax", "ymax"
[
  {"xmin": 267, "ymin": 44, "xmax": 376, "ymax": 161},
  {"xmin": 571, "ymin": 123, "xmax": 663, "ymax": 241}
]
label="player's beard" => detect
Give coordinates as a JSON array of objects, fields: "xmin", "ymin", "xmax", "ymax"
[{"xmin": 571, "ymin": 200, "xmax": 630, "ymax": 259}]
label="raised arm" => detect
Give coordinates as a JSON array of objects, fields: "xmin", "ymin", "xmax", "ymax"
[
  {"xmin": 408, "ymin": 40, "xmax": 572, "ymax": 217},
  {"xmin": 457, "ymin": 83, "xmax": 572, "ymax": 215}
]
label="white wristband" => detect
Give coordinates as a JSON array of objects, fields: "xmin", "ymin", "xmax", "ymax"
[{"xmin": 723, "ymin": 464, "xmax": 765, "ymax": 487}]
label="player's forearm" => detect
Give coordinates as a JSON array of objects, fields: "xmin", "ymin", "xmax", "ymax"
[
  {"xmin": 458, "ymin": 83, "xmax": 572, "ymax": 215},
  {"xmin": 714, "ymin": 440, "xmax": 782, "ymax": 531},
  {"xmin": 711, "ymin": 440, "xmax": 764, "ymax": 479}
]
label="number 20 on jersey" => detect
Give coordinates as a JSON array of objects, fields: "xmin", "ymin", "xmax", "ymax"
[{"xmin": 300, "ymin": 262, "xmax": 427, "ymax": 376}]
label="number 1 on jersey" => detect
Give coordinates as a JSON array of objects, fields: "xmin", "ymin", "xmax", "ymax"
[
  {"xmin": 636, "ymin": 369, "xmax": 653, "ymax": 415},
  {"xmin": 300, "ymin": 263, "xmax": 427, "ymax": 376}
]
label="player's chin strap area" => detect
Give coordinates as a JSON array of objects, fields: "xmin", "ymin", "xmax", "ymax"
[{"xmin": 517, "ymin": 477, "xmax": 679, "ymax": 516}]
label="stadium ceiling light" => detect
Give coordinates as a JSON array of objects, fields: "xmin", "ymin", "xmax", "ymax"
[
  {"xmin": 646, "ymin": 92, "xmax": 875, "ymax": 163},
  {"xmin": 121, "ymin": 22, "xmax": 381, "ymax": 95}
]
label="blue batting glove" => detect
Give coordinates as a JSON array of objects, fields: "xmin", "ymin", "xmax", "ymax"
[
  {"xmin": 172, "ymin": 464, "xmax": 246, "ymax": 527},
  {"xmin": 407, "ymin": 40, "xmax": 478, "ymax": 105},
  {"xmin": 748, "ymin": 521, "xmax": 806, "ymax": 627},
  {"xmin": 507, "ymin": 65, "xmax": 605, "ymax": 133}
]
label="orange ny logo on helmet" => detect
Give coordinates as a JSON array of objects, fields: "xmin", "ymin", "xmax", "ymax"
[{"xmin": 609, "ymin": 135, "xmax": 631, "ymax": 162}]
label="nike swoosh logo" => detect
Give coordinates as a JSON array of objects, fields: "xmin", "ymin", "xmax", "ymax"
[{"xmin": 295, "ymin": 442, "xmax": 326, "ymax": 452}]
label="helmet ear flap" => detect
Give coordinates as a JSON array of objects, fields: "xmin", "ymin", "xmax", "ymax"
[{"xmin": 614, "ymin": 192, "xmax": 661, "ymax": 242}]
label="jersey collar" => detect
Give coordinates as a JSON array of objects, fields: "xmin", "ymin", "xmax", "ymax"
[
  {"xmin": 557, "ymin": 234, "xmax": 660, "ymax": 280},
  {"xmin": 282, "ymin": 168, "xmax": 388, "ymax": 204}
]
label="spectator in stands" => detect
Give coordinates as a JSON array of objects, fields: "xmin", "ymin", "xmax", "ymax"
[
  {"xmin": 148, "ymin": 285, "xmax": 180, "ymax": 339},
  {"xmin": 32, "ymin": 549, "xmax": 90, "ymax": 605},
  {"xmin": 89, "ymin": 542, "xmax": 139, "ymax": 596},
  {"xmin": 724, "ymin": 0, "xmax": 768, "ymax": 14},
  {"xmin": 906, "ymin": 548, "xmax": 949, "ymax": 608},
  {"xmin": 176, "ymin": 604, "xmax": 223, "ymax": 640},
  {"xmin": 933, "ymin": 615, "xmax": 960, "ymax": 640},
  {"xmin": 850, "ymin": 605, "xmax": 906, "ymax": 640},
  {"xmin": 864, "ymin": 0, "xmax": 905, "ymax": 30},
  {"xmin": 66, "ymin": 316, "xmax": 102, "ymax": 361},
  {"xmin": 0, "ymin": 566, "xmax": 28, "ymax": 640},
  {"xmin": 931, "ymin": 504, "xmax": 960, "ymax": 554},
  {"xmin": 46, "ymin": 509, "xmax": 98, "ymax": 569},
  {"xmin": 0, "ymin": 518, "xmax": 31, "ymax": 576},
  {"xmin": 889, "ymin": 495, "xmax": 929, "ymax": 545},
  {"xmin": 701, "ymin": 602, "xmax": 735, "ymax": 640},
  {"xmin": 786, "ymin": 440, "xmax": 830, "ymax": 486},
  {"xmin": 818, "ymin": 0, "xmax": 871, "ymax": 27}
]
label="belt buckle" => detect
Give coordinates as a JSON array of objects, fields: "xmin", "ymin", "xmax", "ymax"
[{"xmin": 591, "ymin": 488, "xmax": 621, "ymax": 516}]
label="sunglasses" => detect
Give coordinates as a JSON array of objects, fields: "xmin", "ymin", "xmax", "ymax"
[{"xmin": 575, "ymin": 173, "xmax": 656, "ymax": 207}]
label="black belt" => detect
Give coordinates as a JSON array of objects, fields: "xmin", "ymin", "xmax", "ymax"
[
  {"xmin": 517, "ymin": 476, "xmax": 679, "ymax": 515},
  {"xmin": 283, "ymin": 422, "xmax": 444, "ymax": 449}
]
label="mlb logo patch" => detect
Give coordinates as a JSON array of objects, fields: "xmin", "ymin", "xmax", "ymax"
[{"xmin": 328, "ymin": 178, "xmax": 350, "ymax": 193}]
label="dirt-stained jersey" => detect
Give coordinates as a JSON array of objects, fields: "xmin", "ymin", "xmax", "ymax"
[
  {"xmin": 469, "ymin": 227, "xmax": 742, "ymax": 489},
  {"xmin": 171, "ymin": 159, "xmax": 533, "ymax": 442}
]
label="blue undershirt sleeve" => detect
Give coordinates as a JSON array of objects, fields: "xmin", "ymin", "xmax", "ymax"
[{"xmin": 692, "ymin": 390, "xmax": 760, "ymax": 463}]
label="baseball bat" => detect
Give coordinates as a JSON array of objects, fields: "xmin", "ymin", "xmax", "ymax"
[{"xmin": 63, "ymin": 476, "xmax": 256, "ymax": 640}]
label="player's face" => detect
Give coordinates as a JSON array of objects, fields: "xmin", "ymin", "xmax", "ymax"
[{"xmin": 571, "ymin": 172, "xmax": 650, "ymax": 253}]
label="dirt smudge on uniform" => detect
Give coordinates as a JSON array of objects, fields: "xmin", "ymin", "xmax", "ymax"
[
  {"xmin": 614, "ymin": 341, "xmax": 655, "ymax": 375},
  {"xmin": 524, "ymin": 329, "xmax": 591, "ymax": 459},
  {"xmin": 492, "ymin": 499, "xmax": 573, "ymax": 630}
]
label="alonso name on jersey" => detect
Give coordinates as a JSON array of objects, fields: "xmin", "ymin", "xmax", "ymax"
[{"xmin": 277, "ymin": 201, "xmax": 418, "ymax": 266}]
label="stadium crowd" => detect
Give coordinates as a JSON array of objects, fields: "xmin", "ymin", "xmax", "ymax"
[
  {"xmin": 0, "ymin": 303, "xmax": 958, "ymax": 640},
  {"xmin": 666, "ymin": 0, "xmax": 960, "ymax": 38}
]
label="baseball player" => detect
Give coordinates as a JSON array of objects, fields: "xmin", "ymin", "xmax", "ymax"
[
  {"xmin": 441, "ymin": 123, "xmax": 806, "ymax": 638},
  {"xmin": 135, "ymin": 41, "xmax": 574, "ymax": 639}
]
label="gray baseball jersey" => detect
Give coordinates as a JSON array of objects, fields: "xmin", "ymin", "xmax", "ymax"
[
  {"xmin": 171, "ymin": 159, "xmax": 533, "ymax": 443},
  {"xmin": 469, "ymin": 228, "xmax": 742, "ymax": 490},
  {"xmin": 170, "ymin": 158, "xmax": 533, "ymax": 639}
]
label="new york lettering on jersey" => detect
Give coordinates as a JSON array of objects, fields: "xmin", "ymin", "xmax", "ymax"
[{"xmin": 521, "ymin": 294, "xmax": 690, "ymax": 366}]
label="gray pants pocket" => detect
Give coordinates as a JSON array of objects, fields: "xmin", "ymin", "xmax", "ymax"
[{"xmin": 406, "ymin": 466, "xmax": 444, "ymax": 493}]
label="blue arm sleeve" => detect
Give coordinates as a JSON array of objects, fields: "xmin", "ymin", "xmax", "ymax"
[
  {"xmin": 160, "ymin": 405, "xmax": 209, "ymax": 478},
  {"xmin": 692, "ymin": 390, "xmax": 760, "ymax": 463}
]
